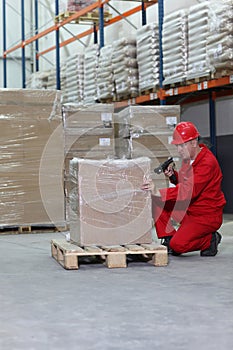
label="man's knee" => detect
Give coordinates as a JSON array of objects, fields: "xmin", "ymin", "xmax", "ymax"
[{"xmin": 170, "ymin": 236, "xmax": 188, "ymax": 254}]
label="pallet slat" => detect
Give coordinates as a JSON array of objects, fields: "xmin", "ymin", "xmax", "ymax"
[
  {"xmin": 55, "ymin": 10, "xmax": 112, "ymax": 24},
  {"xmin": 0, "ymin": 224, "xmax": 67, "ymax": 235},
  {"xmin": 51, "ymin": 239, "xmax": 168, "ymax": 269}
]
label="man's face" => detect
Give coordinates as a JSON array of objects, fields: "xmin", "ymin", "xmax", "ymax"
[{"xmin": 176, "ymin": 140, "xmax": 195, "ymax": 160}]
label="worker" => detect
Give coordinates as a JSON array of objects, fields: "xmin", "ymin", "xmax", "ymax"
[{"xmin": 141, "ymin": 121, "xmax": 226, "ymax": 256}]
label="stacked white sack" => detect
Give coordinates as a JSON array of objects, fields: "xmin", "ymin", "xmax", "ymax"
[
  {"xmin": 207, "ymin": 0, "xmax": 233, "ymax": 75},
  {"xmin": 136, "ymin": 22, "xmax": 160, "ymax": 92},
  {"xmin": 162, "ymin": 9, "xmax": 188, "ymax": 86},
  {"xmin": 187, "ymin": 1, "xmax": 211, "ymax": 80},
  {"xmin": 65, "ymin": 53, "xmax": 84, "ymax": 103},
  {"xmin": 97, "ymin": 45, "xmax": 115, "ymax": 101},
  {"xmin": 112, "ymin": 37, "xmax": 139, "ymax": 100},
  {"xmin": 84, "ymin": 44, "xmax": 99, "ymax": 105}
]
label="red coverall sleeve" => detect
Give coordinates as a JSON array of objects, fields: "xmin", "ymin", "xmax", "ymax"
[{"xmin": 159, "ymin": 163, "xmax": 213, "ymax": 203}]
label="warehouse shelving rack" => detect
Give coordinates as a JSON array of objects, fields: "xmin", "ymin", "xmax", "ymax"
[
  {"xmin": 2, "ymin": 0, "xmax": 233, "ymax": 155},
  {"xmin": 2, "ymin": 0, "xmax": 157, "ymax": 89}
]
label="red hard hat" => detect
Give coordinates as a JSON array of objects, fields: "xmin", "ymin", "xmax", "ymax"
[{"xmin": 171, "ymin": 121, "xmax": 199, "ymax": 145}]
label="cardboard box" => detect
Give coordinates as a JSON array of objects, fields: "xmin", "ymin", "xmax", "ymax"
[
  {"xmin": 69, "ymin": 157, "xmax": 153, "ymax": 246},
  {"xmin": 0, "ymin": 89, "xmax": 65, "ymax": 227},
  {"xmin": 114, "ymin": 105, "xmax": 180, "ymax": 160}
]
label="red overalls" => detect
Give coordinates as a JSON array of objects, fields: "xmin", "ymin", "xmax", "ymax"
[{"xmin": 153, "ymin": 144, "xmax": 226, "ymax": 254}]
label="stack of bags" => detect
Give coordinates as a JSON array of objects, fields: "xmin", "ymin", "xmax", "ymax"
[
  {"xmin": 137, "ymin": 22, "xmax": 160, "ymax": 93},
  {"xmin": 162, "ymin": 9, "xmax": 188, "ymax": 86},
  {"xmin": 83, "ymin": 44, "xmax": 99, "ymax": 105},
  {"xmin": 97, "ymin": 45, "xmax": 115, "ymax": 102},
  {"xmin": 186, "ymin": 1, "xmax": 211, "ymax": 81},
  {"xmin": 64, "ymin": 53, "xmax": 84, "ymax": 103},
  {"xmin": 26, "ymin": 71, "xmax": 50, "ymax": 89},
  {"xmin": 207, "ymin": 0, "xmax": 233, "ymax": 76},
  {"xmin": 112, "ymin": 37, "xmax": 139, "ymax": 100}
]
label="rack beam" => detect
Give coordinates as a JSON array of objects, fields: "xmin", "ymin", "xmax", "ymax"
[
  {"xmin": 3, "ymin": 0, "xmax": 110, "ymax": 56},
  {"xmin": 37, "ymin": 1, "xmax": 156, "ymax": 57},
  {"xmin": 161, "ymin": 76, "xmax": 233, "ymax": 99},
  {"xmin": 114, "ymin": 76, "xmax": 233, "ymax": 109}
]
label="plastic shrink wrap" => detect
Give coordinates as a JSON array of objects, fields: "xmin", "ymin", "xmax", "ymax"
[
  {"xmin": 68, "ymin": 157, "xmax": 153, "ymax": 246},
  {"xmin": 83, "ymin": 44, "xmax": 99, "ymax": 105},
  {"xmin": 162, "ymin": 10, "xmax": 188, "ymax": 85},
  {"xmin": 207, "ymin": 0, "xmax": 233, "ymax": 75},
  {"xmin": 64, "ymin": 53, "xmax": 84, "ymax": 103},
  {"xmin": 0, "ymin": 89, "xmax": 65, "ymax": 228},
  {"xmin": 97, "ymin": 45, "xmax": 116, "ymax": 102},
  {"xmin": 187, "ymin": 1, "xmax": 211, "ymax": 80},
  {"xmin": 112, "ymin": 37, "xmax": 139, "ymax": 100},
  {"xmin": 137, "ymin": 22, "xmax": 160, "ymax": 92},
  {"xmin": 67, "ymin": 0, "xmax": 96, "ymax": 11},
  {"xmin": 114, "ymin": 105, "xmax": 181, "ymax": 188},
  {"xmin": 62, "ymin": 103, "xmax": 115, "ymax": 222}
]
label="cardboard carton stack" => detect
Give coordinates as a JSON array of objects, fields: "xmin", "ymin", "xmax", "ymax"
[
  {"xmin": 69, "ymin": 157, "xmax": 152, "ymax": 246},
  {"xmin": 0, "ymin": 89, "xmax": 65, "ymax": 228},
  {"xmin": 114, "ymin": 105, "xmax": 181, "ymax": 188},
  {"xmin": 62, "ymin": 103, "xmax": 115, "ymax": 220}
]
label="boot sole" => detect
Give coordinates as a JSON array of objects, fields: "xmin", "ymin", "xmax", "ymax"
[{"xmin": 200, "ymin": 232, "xmax": 222, "ymax": 257}]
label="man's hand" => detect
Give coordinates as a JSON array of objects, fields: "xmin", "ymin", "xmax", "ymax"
[
  {"xmin": 141, "ymin": 179, "xmax": 161, "ymax": 197},
  {"xmin": 164, "ymin": 163, "xmax": 174, "ymax": 178}
]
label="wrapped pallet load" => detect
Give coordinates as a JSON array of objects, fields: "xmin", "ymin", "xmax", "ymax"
[
  {"xmin": 64, "ymin": 53, "xmax": 84, "ymax": 103},
  {"xmin": 62, "ymin": 103, "xmax": 115, "ymax": 222},
  {"xmin": 136, "ymin": 22, "xmax": 160, "ymax": 93},
  {"xmin": 114, "ymin": 105, "xmax": 181, "ymax": 189},
  {"xmin": 187, "ymin": 1, "xmax": 211, "ymax": 81},
  {"xmin": 96, "ymin": 45, "xmax": 115, "ymax": 102},
  {"xmin": 0, "ymin": 89, "xmax": 65, "ymax": 229},
  {"xmin": 112, "ymin": 37, "xmax": 139, "ymax": 100},
  {"xmin": 83, "ymin": 44, "xmax": 99, "ymax": 105},
  {"xmin": 69, "ymin": 157, "xmax": 153, "ymax": 246},
  {"xmin": 162, "ymin": 9, "xmax": 188, "ymax": 86},
  {"xmin": 207, "ymin": 0, "xmax": 233, "ymax": 77}
]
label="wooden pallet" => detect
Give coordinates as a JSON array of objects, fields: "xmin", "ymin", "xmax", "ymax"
[
  {"xmin": 113, "ymin": 93, "xmax": 139, "ymax": 102},
  {"xmin": 162, "ymin": 80, "xmax": 186, "ymax": 89},
  {"xmin": 210, "ymin": 69, "xmax": 233, "ymax": 80},
  {"xmin": 0, "ymin": 224, "xmax": 67, "ymax": 235},
  {"xmin": 51, "ymin": 239, "xmax": 168, "ymax": 269},
  {"xmin": 185, "ymin": 75, "xmax": 211, "ymax": 86},
  {"xmin": 55, "ymin": 10, "xmax": 112, "ymax": 24},
  {"xmin": 140, "ymin": 86, "xmax": 159, "ymax": 96}
]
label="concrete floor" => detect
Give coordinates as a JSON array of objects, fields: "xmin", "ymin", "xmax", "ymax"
[{"xmin": 0, "ymin": 215, "xmax": 233, "ymax": 350}]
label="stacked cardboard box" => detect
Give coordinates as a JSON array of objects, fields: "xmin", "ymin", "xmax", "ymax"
[
  {"xmin": 62, "ymin": 103, "xmax": 115, "ymax": 163},
  {"xmin": 69, "ymin": 157, "xmax": 152, "ymax": 246},
  {"xmin": 62, "ymin": 103, "xmax": 115, "ymax": 220},
  {"xmin": 114, "ymin": 105, "xmax": 181, "ymax": 188},
  {"xmin": 0, "ymin": 89, "xmax": 65, "ymax": 228}
]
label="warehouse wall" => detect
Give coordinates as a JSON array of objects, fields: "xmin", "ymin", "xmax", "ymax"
[{"xmin": 181, "ymin": 98, "xmax": 233, "ymax": 213}]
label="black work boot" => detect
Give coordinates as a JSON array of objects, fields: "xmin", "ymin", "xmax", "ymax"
[
  {"xmin": 200, "ymin": 232, "xmax": 222, "ymax": 257},
  {"xmin": 161, "ymin": 236, "xmax": 173, "ymax": 254}
]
